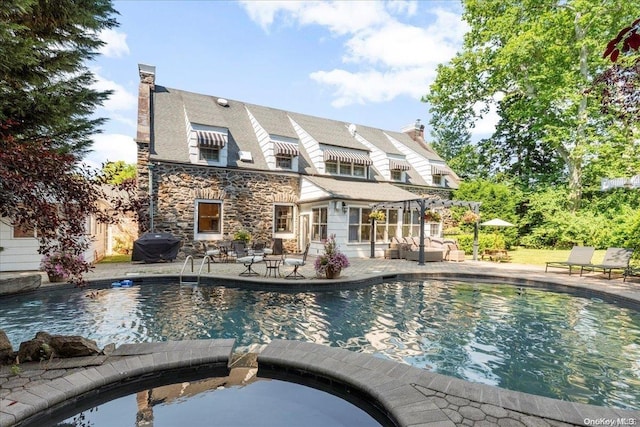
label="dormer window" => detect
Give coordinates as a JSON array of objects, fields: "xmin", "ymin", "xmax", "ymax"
[
  {"xmin": 431, "ymin": 164, "xmax": 451, "ymax": 187},
  {"xmin": 276, "ymin": 155, "xmax": 292, "ymax": 169},
  {"xmin": 271, "ymin": 136, "xmax": 299, "ymax": 171},
  {"xmin": 389, "ymin": 158, "xmax": 410, "ymax": 182},
  {"xmin": 323, "ymin": 148, "xmax": 372, "ymax": 178},
  {"xmin": 200, "ymin": 147, "xmax": 219, "ymax": 162},
  {"xmin": 189, "ymin": 126, "xmax": 229, "ymax": 166}
]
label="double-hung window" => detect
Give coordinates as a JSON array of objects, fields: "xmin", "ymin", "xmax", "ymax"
[
  {"xmin": 276, "ymin": 155, "xmax": 292, "ymax": 170},
  {"xmin": 196, "ymin": 200, "xmax": 222, "ymax": 235},
  {"xmin": 402, "ymin": 210, "xmax": 421, "ymax": 238},
  {"xmin": 323, "ymin": 148, "xmax": 371, "ymax": 178},
  {"xmin": 274, "ymin": 205, "xmax": 294, "ymax": 233},
  {"xmin": 349, "ymin": 208, "xmax": 399, "ymax": 242},
  {"xmin": 375, "ymin": 209, "xmax": 399, "ymax": 242},
  {"xmin": 348, "ymin": 207, "xmax": 372, "ymax": 242},
  {"xmin": 199, "ymin": 148, "xmax": 220, "ymax": 162},
  {"xmin": 311, "ymin": 207, "xmax": 327, "ymax": 241}
]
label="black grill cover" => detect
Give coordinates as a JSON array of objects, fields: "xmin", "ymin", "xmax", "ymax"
[{"xmin": 132, "ymin": 233, "xmax": 181, "ymax": 263}]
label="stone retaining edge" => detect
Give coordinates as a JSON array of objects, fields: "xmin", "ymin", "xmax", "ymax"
[
  {"xmin": 257, "ymin": 340, "xmax": 640, "ymax": 427},
  {"xmin": 0, "ymin": 339, "xmax": 235, "ymax": 427}
]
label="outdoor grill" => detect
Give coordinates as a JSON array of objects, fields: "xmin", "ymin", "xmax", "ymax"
[{"xmin": 131, "ymin": 232, "xmax": 181, "ymax": 263}]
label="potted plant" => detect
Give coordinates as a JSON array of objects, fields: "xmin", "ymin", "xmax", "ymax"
[
  {"xmin": 40, "ymin": 252, "xmax": 82, "ymax": 283},
  {"xmin": 368, "ymin": 210, "xmax": 386, "ymax": 222},
  {"xmin": 233, "ymin": 229, "xmax": 251, "ymax": 244},
  {"xmin": 314, "ymin": 234, "xmax": 350, "ymax": 279},
  {"xmin": 424, "ymin": 210, "xmax": 441, "ymax": 222},
  {"xmin": 461, "ymin": 210, "xmax": 479, "ymax": 224}
]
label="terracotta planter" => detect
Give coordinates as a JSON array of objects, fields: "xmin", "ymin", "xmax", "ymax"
[
  {"xmin": 47, "ymin": 273, "xmax": 64, "ymax": 283},
  {"xmin": 325, "ymin": 267, "xmax": 341, "ymax": 279}
]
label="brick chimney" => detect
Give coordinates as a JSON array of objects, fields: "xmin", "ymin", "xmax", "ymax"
[
  {"xmin": 136, "ymin": 64, "xmax": 155, "ymax": 146},
  {"xmin": 136, "ymin": 64, "xmax": 156, "ymax": 233},
  {"xmin": 402, "ymin": 119, "xmax": 432, "ymax": 152},
  {"xmin": 402, "ymin": 119, "xmax": 425, "ymax": 141}
]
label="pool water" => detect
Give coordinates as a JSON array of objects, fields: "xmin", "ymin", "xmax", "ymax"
[
  {"xmin": 54, "ymin": 377, "xmax": 383, "ymax": 427},
  {"xmin": 2, "ymin": 280, "xmax": 639, "ymax": 409}
]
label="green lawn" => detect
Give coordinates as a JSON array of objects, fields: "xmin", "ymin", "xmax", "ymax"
[{"xmin": 99, "ymin": 254, "xmax": 132, "ymax": 263}]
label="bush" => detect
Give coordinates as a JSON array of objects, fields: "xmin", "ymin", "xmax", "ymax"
[{"xmin": 456, "ymin": 233, "xmax": 506, "ymax": 254}]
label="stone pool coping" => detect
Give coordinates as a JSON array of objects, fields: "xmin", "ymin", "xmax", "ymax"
[{"xmin": 1, "ymin": 339, "xmax": 639, "ymax": 427}]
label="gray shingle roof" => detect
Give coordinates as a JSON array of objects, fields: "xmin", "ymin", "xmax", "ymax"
[
  {"xmin": 150, "ymin": 86, "xmax": 455, "ymax": 188},
  {"xmin": 303, "ymin": 176, "xmax": 419, "ymax": 202}
]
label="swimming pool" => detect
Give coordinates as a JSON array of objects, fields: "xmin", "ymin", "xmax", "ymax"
[{"xmin": 2, "ymin": 280, "xmax": 639, "ymax": 409}]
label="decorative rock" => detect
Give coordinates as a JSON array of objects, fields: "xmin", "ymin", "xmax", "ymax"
[
  {"xmin": 0, "ymin": 275, "xmax": 41, "ymax": 296},
  {"xmin": 0, "ymin": 330, "xmax": 14, "ymax": 363},
  {"xmin": 16, "ymin": 333, "xmax": 100, "ymax": 362},
  {"xmin": 17, "ymin": 338, "xmax": 53, "ymax": 362},
  {"xmin": 49, "ymin": 335, "xmax": 100, "ymax": 358}
]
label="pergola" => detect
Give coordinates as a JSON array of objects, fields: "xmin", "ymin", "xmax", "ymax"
[{"xmin": 371, "ymin": 197, "xmax": 481, "ymax": 265}]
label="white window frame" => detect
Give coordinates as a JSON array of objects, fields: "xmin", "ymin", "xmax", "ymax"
[
  {"xmin": 194, "ymin": 199, "xmax": 223, "ymax": 240},
  {"xmin": 311, "ymin": 207, "xmax": 328, "ymax": 242},
  {"xmin": 274, "ymin": 204, "xmax": 295, "ymax": 235}
]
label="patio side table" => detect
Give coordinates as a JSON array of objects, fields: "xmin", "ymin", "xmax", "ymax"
[{"xmin": 264, "ymin": 258, "xmax": 282, "ymax": 277}]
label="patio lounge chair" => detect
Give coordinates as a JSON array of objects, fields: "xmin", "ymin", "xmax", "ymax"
[
  {"xmin": 580, "ymin": 247, "xmax": 634, "ymax": 279},
  {"xmin": 283, "ymin": 243, "xmax": 310, "ymax": 279},
  {"xmin": 545, "ymin": 246, "xmax": 595, "ymax": 275},
  {"xmin": 624, "ymin": 266, "xmax": 640, "ymax": 282}
]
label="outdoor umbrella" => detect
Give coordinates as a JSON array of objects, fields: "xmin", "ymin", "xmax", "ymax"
[
  {"xmin": 480, "ymin": 218, "xmax": 514, "ymax": 253},
  {"xmin": 480, "ymin": 218, "xmax": 515, "ymax": 227}
]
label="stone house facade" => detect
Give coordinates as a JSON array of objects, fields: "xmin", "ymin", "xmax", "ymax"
[{"xmin": 135, "ymin": 64, "xmax": 460, "ymax": 259}]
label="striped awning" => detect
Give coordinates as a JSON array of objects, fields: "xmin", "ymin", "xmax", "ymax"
[
  {"xmin": 273, "ymin": 141, "xmax": 299, "ymax": 157},
  {"xmin": 323, "ymin": 149, "xmax": 372, "ymax": 165},
  {"xmin": 431, "ymin": 165, "xmax": 451, "ymax": 175},
  {"xmin": 196, "ymin": 130, "xmax": 227, "ymax": 148},
  {"xmin": 389, "ymin": 159, "xmax": 411, "ymax": 171}
]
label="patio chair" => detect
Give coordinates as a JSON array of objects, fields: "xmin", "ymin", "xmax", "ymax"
[
  {"xmin": 227, "ymin": 241, "xmax": 246, "ymax": 263},
  {"xmin": 283, "ymin": 243, "xmax": 310, "ymax": 279},
  {"xmin": 580, "ymin": 247, "xmax": 634, "ymax": 279},
  {"xmin": 237, "ymin": 254, "xmax": 264, "ymax": 276},
  {"xmin": 201, "ymin": 241, "xmax": 227, "ymax": 263},
  {"xmin": 545, "ymin": 246, "xmax": 595, "ymax": 275}
]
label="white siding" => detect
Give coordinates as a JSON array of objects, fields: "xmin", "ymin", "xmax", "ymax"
[
  {"xmin": 299, "ymin": 178, "xmax": 330, "ymax": 202},
  {"xmin": 384, "ymin": 132, "xmax": 433, "ymax": 185},
  {"xmin": 352, "ymin": 129, "xmax": 391, "ymax": 180},
  {"xmin": 246, "ymin": 107, "xmax": 274, "ymax": 168},
  {"xmin": 289, "ymin": 116, "xmax": 323, "ymax": 172},
  {"xmin": 0, "ymin": 219, "xmax": 40, "ymax": 271}
]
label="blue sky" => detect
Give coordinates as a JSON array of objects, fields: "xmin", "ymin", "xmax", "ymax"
[{"xmin": 86, "ymin": 0, "xmax": 495, "ymax": 168}]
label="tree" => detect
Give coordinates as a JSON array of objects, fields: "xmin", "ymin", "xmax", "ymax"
[
  {"xmin": 0, "ymin": 0, "xmax": 121, "ymax": 285},
  {"xmin": 594, "ymin": 18, "xmax": 640, "ymax": 124},
  {"xmin": 426, "ymin": 0, "xmax": 636, "ymax": 210},
  {"xmin": 102, "ymin": 161, "xmax": 137, "ymax": 185}
]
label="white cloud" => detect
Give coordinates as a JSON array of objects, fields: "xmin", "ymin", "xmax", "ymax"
[
  {"xmin": 98, "ymin": 29, "xmax": 130, "ymax": 58},
  {"xmin": 83, "ymin": 133, "xmax": 137, "ymax": 170},
  {"xmin": 240, "ymin": 1, "xmax": 388, "ymax": 34},
  {"xmin": 92, "ymin": 72, "xmax": 137, "ymax": 112},
  {"xmin": 311, "ymin": 67, "xmax": 434, "ymax": 107},
  {"xmin": 241, "ymin": 1, "xmax": 466, "ymax": 108},
  {"xmin": 469, "ymin": 101, "xmax": 500, "ymax": 137}
]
